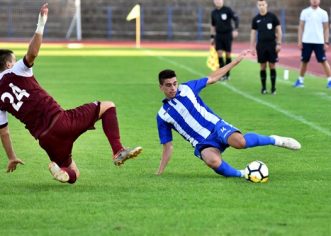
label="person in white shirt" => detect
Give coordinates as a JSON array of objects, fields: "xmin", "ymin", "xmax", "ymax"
[{"xmin": 293, "ymin": 0, "xmax": 331, "ymax": 88}]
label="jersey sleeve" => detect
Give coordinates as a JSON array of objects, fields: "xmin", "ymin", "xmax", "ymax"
[
  {"xmin": 183, "ymin": 78, "xmax": 208, "ymax": 95},
  {"xmin": 322, "ymin": 10, "xmax": 329, "ymax": 23},
  {"xmin": 11, "ymin": 57, "xmax": 33, "ymax": 77},
  {"xmin": 299, "ymin": 10, "xmax": 306, "ymax": 22},
  {"xmin": 157, "ymin": 115, "xmax": 173, "ymax": 144},
  {"xmin": 0, "ymin": 110, "xmax": 8, "ymax": 128},
  {"xmin": 274, "ymin": 14, "xmax": 280, "ymax": 26},
  {"xmin": 251, "ymin": 16, "xmax": 257, "ymax": 30},
  {"xmin": 211, "ymin": 11, "xmax": 216, "ymax": 26},
  {"xmin": 231, "ymin": 8, "xmax": 239, "ymax": 29}
]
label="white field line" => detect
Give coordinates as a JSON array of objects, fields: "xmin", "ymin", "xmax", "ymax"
[{"xmin": 156, "ymin": 55, "xmax": 331, "ymax": 137}]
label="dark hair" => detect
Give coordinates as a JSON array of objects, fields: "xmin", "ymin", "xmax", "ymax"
[
  {"xmin": 158, "ymin": 69, "xmax": 176, "ymax": 85},
  {"xmin": 0, "ymin": 49, "xmax": 14, "ymax": 71}
]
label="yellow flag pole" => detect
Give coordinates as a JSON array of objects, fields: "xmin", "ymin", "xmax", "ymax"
[
  {"xmin": 136, "ymin": 16, "xmax": 141, "ymax": 48},
  {"xmin": 126, "ymin": 4, "xmax": 141, "ymax": 48}
]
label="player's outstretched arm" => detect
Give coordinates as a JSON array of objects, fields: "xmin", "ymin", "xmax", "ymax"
[
  {"xmin": 0, "ymin": 126, "xmax": 24, "ymax": 173},
  {"xmin": 207, "ymin": 49, "xmax": 249, "ymax": 85},
  {"xmin": 25, "ymin": 3, "xmax": 48, "ymax": 67},
  {"xmin": 156, "ymin": 142, "xmax": 173, "ymax": 175}
]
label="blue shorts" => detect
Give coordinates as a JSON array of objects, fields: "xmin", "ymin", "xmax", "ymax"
[
  {"xmin": 194, "ymin": 120, "xmax": 240, "ymax": 158},
  {"xmin": 301, "ymin": 43, "xmax": 327, "ymax": 63}
]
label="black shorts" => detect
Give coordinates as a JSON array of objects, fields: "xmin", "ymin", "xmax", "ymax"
[
  {"xmin": 301, "ymin": 43, "xmax": 326, "ymax": 63},
  {"xmin": 256, "ymin": 42, "xmax": 278, "ymax": 63},
  {"xmin": 215, "ymin": 32, "xmax": 233, "ymax": 52}
]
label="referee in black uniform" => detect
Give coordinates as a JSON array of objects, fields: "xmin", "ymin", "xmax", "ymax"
[
  {"xmin": 250, "ymin": 0, "xmax": 282, "ymax": 95},
  {"xmin": 211, "ymin": 0, "xmax": 239, "ymax": 80}
]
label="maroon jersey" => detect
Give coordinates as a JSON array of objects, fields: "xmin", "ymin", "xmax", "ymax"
[{"xmin": 0, "ymin": 58, "xmax": 63, "ymax": 139}]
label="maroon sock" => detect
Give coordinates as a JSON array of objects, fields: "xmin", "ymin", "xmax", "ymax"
[
  {"xmin": 101, "ymin": 107, "xmax": 124, "ymax": 155},
  {"xmin": 61, "ymin": 167, "xmax": 77, "ymax": 184}
]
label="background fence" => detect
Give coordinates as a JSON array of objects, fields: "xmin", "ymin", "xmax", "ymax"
[{"xmin": 0, "ymin": 0, "xmax": 330, "ymax": 42}]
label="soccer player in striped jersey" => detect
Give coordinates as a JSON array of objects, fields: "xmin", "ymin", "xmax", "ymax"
[{"xmin": 156, "ymin": 50, "xmax": 301, "ymax": 178}]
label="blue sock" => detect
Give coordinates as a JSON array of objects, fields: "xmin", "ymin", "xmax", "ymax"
[
  {"xmin": 214, "ymin": 160, "xmax": 242, "ymax": 177},
  {"xmin": 244, "ymin": 133, "xmax": 275, "ymax": 148}
]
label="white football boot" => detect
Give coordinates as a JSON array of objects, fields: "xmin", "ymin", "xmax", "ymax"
[
  {"xmin": 270, "ymin": 135, "xmax": 301, "ymax": 150},
  {"xmin": 48, "ymin": 162, "xmax": 69, "ymax": 183}
]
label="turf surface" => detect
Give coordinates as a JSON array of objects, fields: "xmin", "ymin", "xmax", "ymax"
[{"xmin": 0, "ymin": 47, "xmax": 330, "ymax": 235}]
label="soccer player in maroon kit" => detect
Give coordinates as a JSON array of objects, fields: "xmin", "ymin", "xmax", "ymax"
[{"xmin": 0, "ymin": 3, "xmax": 142, "ymax": 184}]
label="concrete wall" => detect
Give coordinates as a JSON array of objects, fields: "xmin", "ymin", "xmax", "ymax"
[
  {"xmin": 81, "ymin": 0, "xmax": 331, "ymax": 42},
  {"xmin": 0, "ymin": 0, "xmax": 330, "ymax": 42},
  {"xmin": 0, "ymin": 0, "xmax": 75, "ymax": 38}
]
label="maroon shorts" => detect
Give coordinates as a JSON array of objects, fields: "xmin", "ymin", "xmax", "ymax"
[{"xmin": 38, "ymin": 102, "xmax": 100, "ymax": 167}]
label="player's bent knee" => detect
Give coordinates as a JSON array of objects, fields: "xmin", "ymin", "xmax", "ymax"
[
  {"xmin": 239, "ymin": 142, "xmax": 246, "ymax": 149},
  {"xmin": 207, "ymin": 160, "xmax": 220, "ymax": 169},
  {"xmin": 201, "ymin": 152, "xmax": 221, "ymax": 169},
  {"xmin": 230, "ymin": 138, "xmax": 246, "ymax": 149},
  {"xmin": 228, "ymin": 133, "xmax": 246, "ymax": 149},
  {"xmin": 99, "ymin": 101, "xmax": 116, "ymax": 118},
  {"xmin": 233, "ymin": 139, "xmax": 246, "ymax": 149},
  {"xmin": 101, "ymin": 101, "xmax": 116, "ymax": 109}
]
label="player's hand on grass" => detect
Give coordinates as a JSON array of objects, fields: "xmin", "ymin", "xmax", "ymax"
[
  {"xmin": 155, "ymin": 169, "xmax": 164, "ymax": 175},
  {"xmin": 7, "ymin": 158, "xmax": 24, "ymax": 173}
]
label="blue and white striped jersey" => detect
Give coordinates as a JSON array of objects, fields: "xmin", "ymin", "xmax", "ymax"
[{"xmin": 157, "ymin": 78, "xmax": 222, "ymax": 147}]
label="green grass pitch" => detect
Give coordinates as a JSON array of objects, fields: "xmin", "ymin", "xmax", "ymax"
[{"xmin": 0, "ymin": 46, "xmax": 330, "ymax": 235}]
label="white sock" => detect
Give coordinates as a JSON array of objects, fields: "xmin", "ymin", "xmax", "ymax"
[
  {"xmin": 327, "ymin": 77, "xmax": 331, "ymax": 82},
  {"xmin": 298, "ymin": 76, "xmax": 304, "ymax": 82}
]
